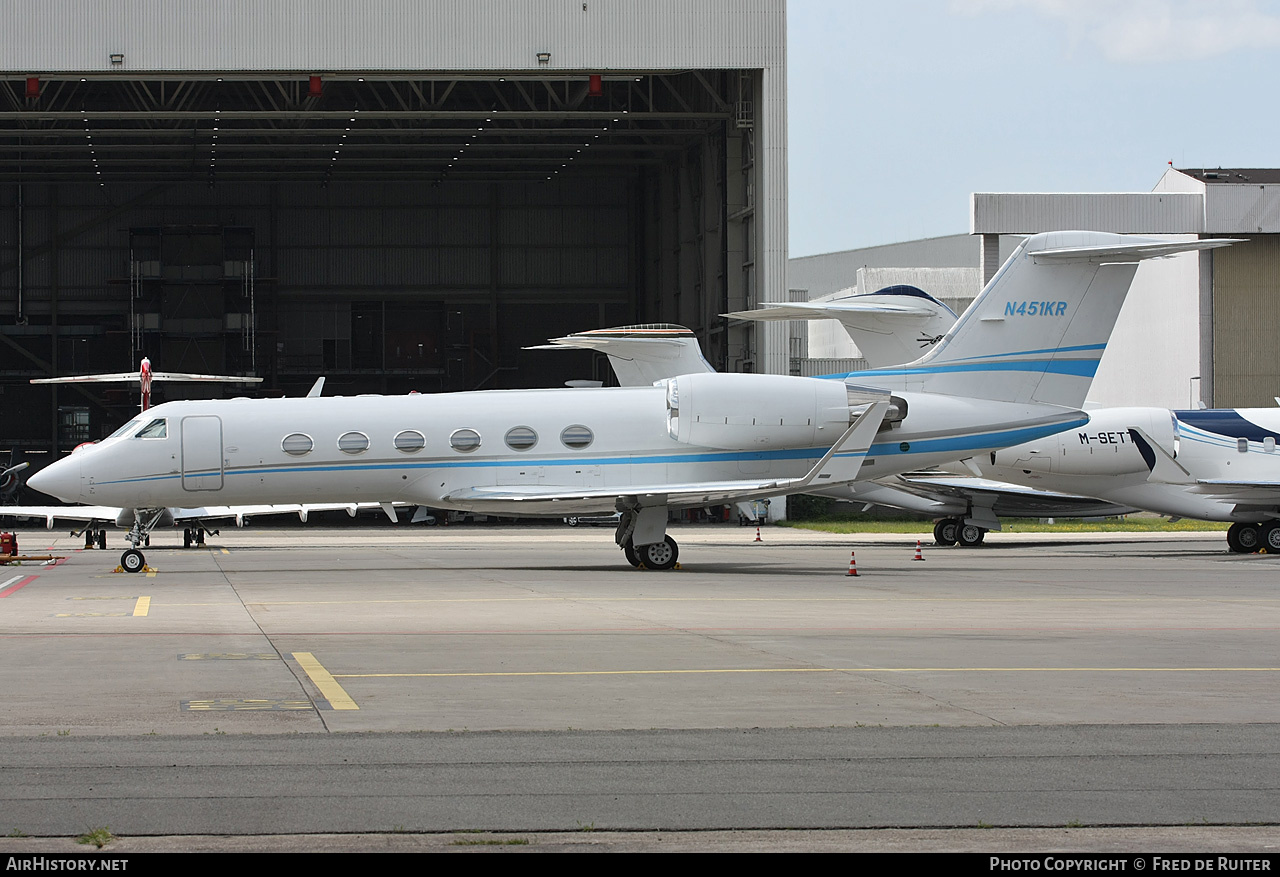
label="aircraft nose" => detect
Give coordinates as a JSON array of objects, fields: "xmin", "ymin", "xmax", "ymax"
[{"xmin": 27, "ymin": 456, "xmax": 80, "ymax": 502}]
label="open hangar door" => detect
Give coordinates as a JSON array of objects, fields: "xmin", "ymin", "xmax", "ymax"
[{"xmin": 0, "ymin": 71, "xmax": 759, "ymax": 453}]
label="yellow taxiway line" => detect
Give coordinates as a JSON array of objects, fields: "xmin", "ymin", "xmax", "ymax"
[
  {"xmin": 334, "ymin": 666, "xmax": 1280, "ymax": 679},
  {"xmin": 132, "ymin": 596, "xmax": 151, "ymax": 616}
]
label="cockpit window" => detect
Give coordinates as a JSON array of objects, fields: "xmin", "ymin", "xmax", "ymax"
[
  {"xmin": 106, "ymin": 419, "xmax": 142, "ymax": 440},
  {"xmin": 135, "ymin": 418, "xmax": 168, "ymax": 439}
]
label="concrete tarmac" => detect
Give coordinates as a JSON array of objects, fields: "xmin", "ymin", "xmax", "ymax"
[{"xmin": 1, "ymin": 522, "xmax": 1278, "ymax": 851}]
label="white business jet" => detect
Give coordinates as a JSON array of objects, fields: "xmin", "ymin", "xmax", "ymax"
[
  {"xmin": 28, "ymin": 231, "xmax": 1200, "ymax": 572},
  {"xmin": 729, "ymin": 246, "xmax": 1280, "ymax": 554}
]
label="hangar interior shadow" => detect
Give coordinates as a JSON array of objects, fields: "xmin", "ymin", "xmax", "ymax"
[{"xmin": 0, "ymin": 71, "xmax": 764, "ymax": 454}]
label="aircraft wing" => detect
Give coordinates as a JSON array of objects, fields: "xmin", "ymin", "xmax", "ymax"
[
  {"xmin": 1187, "ymin": 481, "xmax": 1280, "ymax": 504},
  {"xmin": 30, "ymin": 373, "xmax": 143, "ymax": 385},
  {"xmin": 0, "ymin": 506, "xmax": 124, "ymax": 528},
  {"xmin": 173, "ymin": 502, "xmax": 388, "ymax": 523},
  {"xmin": 151, "ymin": 372, "xmax": 263, "ymax": 383},
  {"xmin": 0, "ymin": 502, "xmax": 391, "ymax": 529},
  {"xmin": 889, "ymin": 474, "xmax": 1141, "ymax": 518},
  {"xmin": 30, "ymin": 371, "xmax": 262, "ymax": 384},
  {"xmin": 446, "ymin": 476, "xmax": 831, "ymax": 509}
]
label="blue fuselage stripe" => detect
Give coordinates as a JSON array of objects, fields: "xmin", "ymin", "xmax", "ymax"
[{"xmin": 92, "ymin": 419, "xmax": 1084, "ymax": 488}]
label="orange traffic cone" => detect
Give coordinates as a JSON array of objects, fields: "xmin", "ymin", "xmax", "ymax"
[
  {"xmin": 754, "ymin": 525, "xmax": 762, "ymax": 543},
  {"xmin": 845, "ymin": 550, "xmax": 859, "ymax": 577},
  {"xmin": 913, "ymin": 539, "xmax": 925, "ymax": 561}
]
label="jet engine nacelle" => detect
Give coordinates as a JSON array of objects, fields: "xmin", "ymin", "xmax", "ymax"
[
  {"xmin": 663, "ymin": 373, "xmax": 862, "ymax": 450},
  {"xmin": 991, "ymin": 407, "xmax": 1176, "ymax": 476}
]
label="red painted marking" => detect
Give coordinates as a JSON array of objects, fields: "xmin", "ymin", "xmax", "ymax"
[{"xmin": 0, "ymin": 575, "xmax": 38, "ymax": 597}]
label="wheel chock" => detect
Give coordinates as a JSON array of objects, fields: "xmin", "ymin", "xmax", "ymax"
[{"xmin": 673, "ymin": 562, "xmax": 682, "ymax": 570}]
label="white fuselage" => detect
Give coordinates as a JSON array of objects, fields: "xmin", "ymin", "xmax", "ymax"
[
  {"xmin": 31, "ymin": 380, "xmax": 1086, "ymax": 515},
  {"xmin": 972, "ymin": 406, "xmax": 1280, "ymax": 522}
]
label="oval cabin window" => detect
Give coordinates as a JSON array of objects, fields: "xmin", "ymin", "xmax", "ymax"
[
  {"xmin": 338, "ymin": 431, "xmax": 370, "ymax": 454},
  {"xmin": 281, "ymin": 433, "xmax": 314, "ymax": 456},
  {"xmin": 560, "ymin": 425, "xmax": 594, "ymax": 449},
  {"xmin": 450, "ymin": 428, "xmax": 482, "ymax": 453},
  {"xmin": 394, "ymin": 430, "xmax": 426, "ymax": 453},
  {"xmin": 505, "ymin": 426, "xmax": 538, "ymax": 451}
]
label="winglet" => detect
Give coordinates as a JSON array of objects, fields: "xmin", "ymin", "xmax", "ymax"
[
  {"xmin": 787, "ymin": 400, "xmax": 889, "ymax": 490},
  {"xmin": 1128, "ymin": 427, "xmax": 1192, "ymax": 484},
  {"xmin": 307, "ymin": 377, "xmax": 326, "ymax": 398}
]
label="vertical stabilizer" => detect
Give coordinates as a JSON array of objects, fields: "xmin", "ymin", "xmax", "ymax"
[
  {"xmin": 852, "ymin": 232, "xmax": 1238, "ymax": 407},
  {"xmin": 527, "ymin": 324, "xmax": 715, "ymax": 387}
]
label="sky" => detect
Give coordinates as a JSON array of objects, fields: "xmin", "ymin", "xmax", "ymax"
[{"xmin": 787, "ymin": 0, "xmax": 1280, "ymax": 256}]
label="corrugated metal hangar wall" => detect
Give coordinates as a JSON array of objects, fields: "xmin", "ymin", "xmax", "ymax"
[{"xmin": 0, "ymin": 0, "xmax": 787, "ymax": 455}]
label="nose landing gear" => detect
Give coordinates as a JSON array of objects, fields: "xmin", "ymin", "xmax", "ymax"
[{"xmin": 118, "ymin": 508, "xmax": 165, "ymax": 573}]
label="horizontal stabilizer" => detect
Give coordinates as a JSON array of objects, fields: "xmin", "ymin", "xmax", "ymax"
[
  {"xmin": 726, "ymin": 286, "xmax": 959, "ymax": 368},
  {"xmin": 724, "ymin": 301, "xmax": 940, "ymax": 321},
  {"xmin": 1030, "ymin": 238, "xmax": 1243, "ymax": 263}
]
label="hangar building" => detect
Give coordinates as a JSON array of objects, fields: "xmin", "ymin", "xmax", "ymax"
[{"xmin": 0, "ymin": 0, "xmax": 788, "ymax": 458}]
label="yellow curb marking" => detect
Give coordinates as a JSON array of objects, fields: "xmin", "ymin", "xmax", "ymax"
[{"xmin": 292, "ymin": 651, "xmax": 359, "ymax": 710}]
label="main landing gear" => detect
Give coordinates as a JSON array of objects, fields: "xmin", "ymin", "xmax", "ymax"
[
  {"xmin": 622, "ymin": 535, "xmax": 680, "ymax": 570},
  {"xmin": 1227, "ymin": 521, "xmax": 1280, "ymax": 554},
  {"xmin": 933, "ymin": 517, "xmax": 986, "ymax": 547},
  {"xmin": 79, "ymin": 528, "xmax": 108, "ymax": 550},
  {"xmin": 616, "ymin": 503, "xmax": 680, "ymax": 570},
  {"xmin": 182, "ymin": 526, "xmax": 210, "ymax": 549}
]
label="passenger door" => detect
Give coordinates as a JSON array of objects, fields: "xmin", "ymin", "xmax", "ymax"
[{"xmin": 181, "ymin": 415, "xmax": 224, "ymax": 491}]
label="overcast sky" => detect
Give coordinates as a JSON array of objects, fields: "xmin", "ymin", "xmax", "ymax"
[{"xmin": 787, "ymin": 0, "xmax": 1280, "ymax": 256}]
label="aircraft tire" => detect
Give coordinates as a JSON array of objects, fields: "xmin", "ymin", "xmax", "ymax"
[
  {"xmin": 934, "ymin": 519, "xmax": 959, "ymax": 546},
  {"xmin": 96, "ymin": 530, "xmax": 106, "ymax": 550},
  {"xmin": 1227, "ymin": 522, "xmax": 1261, "ymax": 554},
  {"xmin": 183, "ymin": 529, "xmax": 192, "ymax": 549},
  {"xmin": 121, "ymin": 548, "xmax": 145, "ymax": 574},
  {"xmin": 637, "ymin": 536, "xmax": 679, "ymax": 570},
  {"xmin": 1261, "ymin": 522, "xmax": 1280, "ymax": 554},
  {"xmin": 623, "ymin": 541, "xmax": 641, "ymax": 567},
  {"xmin": 957, "ymin": 524, "xmax": 985, "ymax": 547}
]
